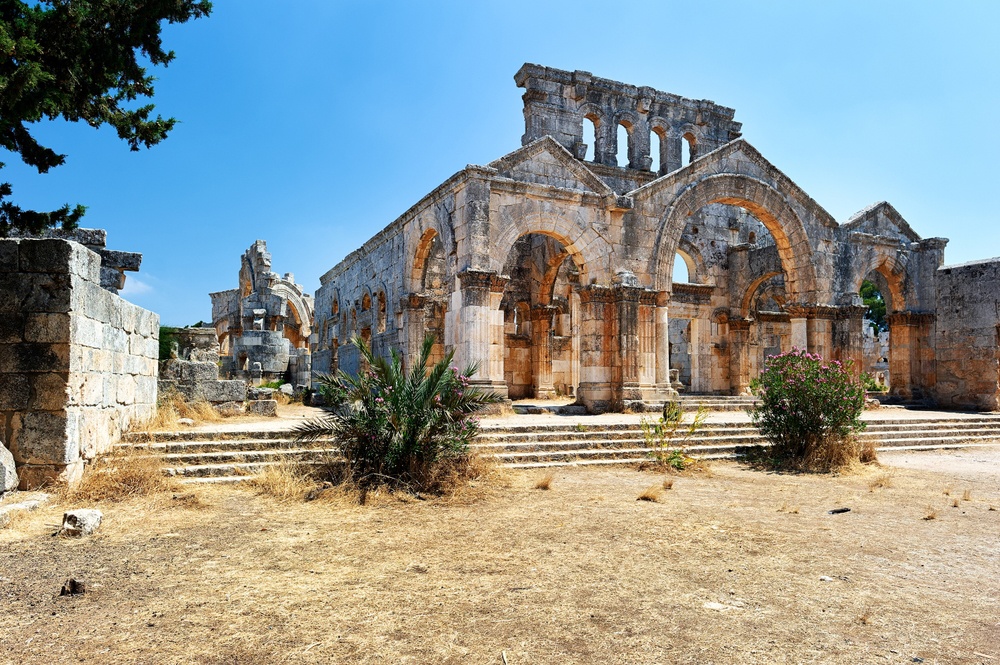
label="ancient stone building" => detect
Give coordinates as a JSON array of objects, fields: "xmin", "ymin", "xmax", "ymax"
[
  {"xmin": 0, "ymin": 231, "xmax": 159, "ymax": 488},
  {"xmin": 312, "ymin": 64, "xmax": 1000, "ymax": 413},
  {"xmin": 211, "ymin": 240, "xmax": 313, "ymax": 387}
]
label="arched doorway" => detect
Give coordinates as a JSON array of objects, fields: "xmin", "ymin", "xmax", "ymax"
[{"xmin": 499, "ymin": 233, "xmax": 582, "ymax": 399}]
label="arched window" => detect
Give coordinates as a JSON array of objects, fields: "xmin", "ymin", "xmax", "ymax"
[
  {"xmin": 649, "ymin": 129, "xmax": 663, "ymax": 174},
  {"xmin": 331, "ymin": 299, "xmax": 339, "ymax": 317},
  {"xmin": 617, "ymin": 123, "xmax": 630, "ymax": 168},
  {"xmin": 673, "ymin": 252, "xmax": 692, "ymax": 284},
  {"xmin": 748, "ymin": 231, "xmax": 756, "ymax": 245},
  {"xmin": 361, "ymin": 293, "xmax": 371, "ymax": 311},
  {"xmin": 583, "ymin": 116, "xmax": 598, "ymax": 162},
  {"xmin": 682, "ymin": 132, "xmax": 697, "ymax": 166},
  {"xmin": 377, "ymin": 291, "xmax": 387, "ymax": 333}
]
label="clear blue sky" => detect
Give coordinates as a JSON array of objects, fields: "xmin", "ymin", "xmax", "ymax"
[{"xmin": 6, "ymin": 0, "xmax": 1000, "ymax": 326}]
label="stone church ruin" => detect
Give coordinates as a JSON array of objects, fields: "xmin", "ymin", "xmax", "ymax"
[
  {"xmin": 311, "ymin": 63, "xmax": 1000, "ymax": 414},
  {"xmin": 4, "ymin": 63, "xmax": 1000, "ymax": 490}
]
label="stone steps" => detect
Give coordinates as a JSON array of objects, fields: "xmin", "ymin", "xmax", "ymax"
[{"xmin": 119, "ymin": 413, "xmax": 1000, "ymax": 480}]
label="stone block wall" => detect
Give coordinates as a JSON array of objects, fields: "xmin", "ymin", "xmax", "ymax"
[
  {"xmin": 0, "ymin": 238, "xmax": 159, "ymax": 488},
  {"xmin": 933, "ymin": 259, "xmax": 1000, "ymax": 410}
]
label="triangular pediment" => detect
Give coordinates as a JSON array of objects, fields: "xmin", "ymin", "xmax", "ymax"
[
  {"xmin": 488, "ymin": 136, "xmax": 614, "ymax": 196},
  {"xmin": 842, "ymin": 201, "xmax": 921, "ymax": 242}
]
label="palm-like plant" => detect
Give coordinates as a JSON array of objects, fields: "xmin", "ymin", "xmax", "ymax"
[{"xmin": 295, "ymin": 334, "xmax": 502, "ymax": 489}]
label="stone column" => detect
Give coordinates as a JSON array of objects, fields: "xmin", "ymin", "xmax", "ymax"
[
  {"xmin": 401, "ymin": 293, "xmax": 426, "ymax": 374},
  {"xmin": 786, "ymin": 305, "xmax": 809, "ymax": 352},
  {"xmin": 833, "ymin": 305, "xmax": 868, "ymax": 378},
  {"xmin": 728, "ymin": 317, "xmax": 753, "ymax": 396},
  {"xmin": 886, "ymin": 311, "xmax": 935, "ymax": 401},
  {"xmin": 664, "ymin": 133, "xmax": 683, "ymax": 173},
  {"xmin": 652, "ymin": 291, "xmax": 679, "ymax": 400},
  {"xmin": 529, "ymin": 305, "xmax": 557, "ymax": 399},
  {"xmin": 576, "ymin": 285, "xmax": 613, "ymax": 413},
  {"xmin": 689, "ymin": 318, "xmax": 705, "ymax": 393},
  {"xmin": 595, "ymin": 120, "xmax": 616, "ymax": 167},
  {"xmin": 612, "ymin": 282, "xmax": 645, "ymax": 410},
  {"xmin": 455, "ymin": 270, "xmax": 508, "ymax": 398}
]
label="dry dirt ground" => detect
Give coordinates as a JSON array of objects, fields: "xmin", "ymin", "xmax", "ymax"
[{"xmin": 2, "ymin": 451, "xmax": 999, "ymax": 665}]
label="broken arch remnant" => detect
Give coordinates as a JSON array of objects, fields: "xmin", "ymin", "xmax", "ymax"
[
  {"xmin": 211, "ymin": 240, "xmax": 314, "ymax": 387},
  {"xmin": 308, "ymin": 63, "xmax": 1000, "ymax": 413}
]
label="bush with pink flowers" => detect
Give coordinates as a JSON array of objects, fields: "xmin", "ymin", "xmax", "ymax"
[{"xmin": 749, "ymin": 349, "xmax": 870, "ymax": 470}]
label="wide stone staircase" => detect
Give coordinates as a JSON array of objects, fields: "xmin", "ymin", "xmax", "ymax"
[{"xmin": 119, "ymin": 410, "xmax": 1000, "ymax": 483}]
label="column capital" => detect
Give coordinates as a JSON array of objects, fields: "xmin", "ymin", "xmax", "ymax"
[
  {"xmin": 886, "ymin": 311, "xmax": 935, "ymax": 326},
  {"xmin": 457, "ymin": 269, "xmax": 507, "ymax": 293}
]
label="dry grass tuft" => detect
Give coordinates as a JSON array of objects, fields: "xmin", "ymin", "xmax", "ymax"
[
  {"xmin": 245, "ymin": 461, "xmax": 317, "ymax": 502},
  {"xmin": 778, "ymin": 502, "xmax": 800, "ymax": 514},
  {"xmin": 170, "ymin": 492, "xmax": 207, "ymax": 509},
  {"xmin": 943, "ymin": 487, "xmax": 952, "ymax": 496},
  {"xmin": 800, "ymin": 436, "xmax": 878, "ymax": 473},
  {"xmin": 962, "ymin": 489, "xmax": 973, "ymax": 502},
  {"xmin": 534, "ymin": 471, "xmax": 555, "ymax": 490},
  {"xmin": 68, "ymin": 452, "xmax": 179, "ymax": 503},
  {"xmin": 923, "ymin": 507, "xmax": 938, "ymax": 520},
  {"xmin": 637, "ymin": 484, "xmax": 663, "ymax": 502},
  {"xmin": 952, "ymin": 498, "xmax": 961, "ymax": 508},
  {"xmin": 137, "ymin": 391, "xmax": 227, "ymax": 432},
  {"xmin": 857, "ymin": 608, "xmax": 874, "ymax": 626},
  {"xmin": 868, "ymin": 469, "xmax": 894, "ymax": 492},
  {"xmin": 662, "ymin": 477, "xmax": 674, "ymax": 490}
]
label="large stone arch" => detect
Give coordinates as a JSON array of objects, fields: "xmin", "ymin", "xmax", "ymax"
[
  {"xmin": 489, "ymin": 209, "xmax": 608, "ymax": 284},
  {"xmin": 851, "ymin": 251, "xmax": 908, "ymax": 312},
  {"xmin": 653, "ymin": 173, "xmax": 818, "ymax": 300}
]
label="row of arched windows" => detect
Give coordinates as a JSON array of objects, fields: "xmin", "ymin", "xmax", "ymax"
[{"xmin": 581, "ymin": 116, "xmax": 697, "ymax": 172}]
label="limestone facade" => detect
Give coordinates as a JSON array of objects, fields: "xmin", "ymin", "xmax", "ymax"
[
  {"xmin": 158, "ymin": 327, "xmax": 246, "ymax": 413},
  {"xmin": 0, "ymin": 236, "xmax": 159, "ymax": 488},
  {"xmin": 211, "ymin": 240, "xmax": 313, "ymax": 387},
  {"xmin": 312, "ymin": 64, "xmax": 999, "ymax": 413}
]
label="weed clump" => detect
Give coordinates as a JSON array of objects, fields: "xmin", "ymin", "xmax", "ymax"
[
  {"xmin": 69, "ymin": 452, "xmax": 178, "ymax": 503},
  {"xmin": 639, "ymin": 401, "xmax": 707, "ymax": 472}
]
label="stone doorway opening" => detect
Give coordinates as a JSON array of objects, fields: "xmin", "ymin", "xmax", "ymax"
[{"xmin": 500, "ymin": 233, "xmax": 582, "ymax": 400}]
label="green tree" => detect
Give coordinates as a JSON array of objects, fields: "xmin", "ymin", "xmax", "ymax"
[
  {"xmin": 860, "ymin": 279, "xmax": 887, "ymax": 333},
  {"xmin": 0, "ymin": 0, "xmax": 212, "ymax": 236}
]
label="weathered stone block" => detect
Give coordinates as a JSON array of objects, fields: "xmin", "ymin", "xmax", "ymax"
[
  {"xmin": 199, "ymin": 380, "xmax": 246, "ymax": 403},
  {"xmin": 246, "ymin": 399, "xmax": 278, "ymax": 417},
  {"xmin": 0, "ymin": 343, "xmax": 70, "ymax": 373},
  {"xmin": 12, "ymin": 411, "xmax": 75, "ymax": 465},
  {"xmin": 0, "ymin": 373, "xmax": 31, "ymax": 410},
  {"xmin": 0, "ymin": 240, "xmax": 18, "ymax": 272},
  {"xmin": 24, "ymin": 312, "xmax": 71, "ymax": 344},
  {"xmin": 0, "ymin": 441, "xmax": 17, "ymax": 493}
]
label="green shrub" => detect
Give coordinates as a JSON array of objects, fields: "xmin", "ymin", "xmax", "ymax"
[
  {"xmin": 158, "ymin": 326, "xmax": 180, "ymax": 361},
  {"xmin": 640, "ymin": 401, "xmax": 707, "ymax": 471},
  {"xmin": 861, "ymin": 372, "xmax": 888, "ymax": 393},
  {"xmin": 295, "ymin": 335, "xmax": 502, "ymax": 491},
  {"xmin": 749, "ymin": 349, "xmax": 868, "ymax": 471}
]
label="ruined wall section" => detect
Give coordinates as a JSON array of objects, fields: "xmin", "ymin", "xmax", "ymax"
[
  {"xmin": 515, "ymin": 63, "xmax": 742, "ymax": 180},
  {"xmin": 933, "ymin": 258, "xmax": 1000, "ymax": 410},
  {"xmin": 0, "ymin": 239, "xmax": 158, "ymax": 488},
  {"xmin": 315, "ymin": 171, "xmax": 471, "ymax": 378}
]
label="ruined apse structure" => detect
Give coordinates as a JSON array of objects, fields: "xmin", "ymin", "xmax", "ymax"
[
  {"xmin": 210, "ymin": 241, "xmax": 314, "ymax": 387},
  {"xmin": 310, "ymin": 63, "xmax": 1000, "ymax": 413}
]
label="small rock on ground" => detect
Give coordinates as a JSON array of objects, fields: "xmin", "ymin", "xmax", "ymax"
[{"xmin": 60, "ymin": 509, "xmax": 103, "ymax": 537}]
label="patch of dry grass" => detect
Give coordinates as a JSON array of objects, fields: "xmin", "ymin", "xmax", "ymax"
[
  {"xmin": 67, "ymin": 452, "xmax": 179, "ymax": 503},
  {"xmin": 636, "ymin": 484, "xmax": 663, "ymax": 502},
  {"xmin": 534, "ymin": 471, "xmax": 555, "ymax": 490},
  {"xmin": 137, "ymin": 391, "xmax": 227, "ymax": 431},
  {"xmin": 662, "ymin": 477, "xmax": 674, "ymax": 490},
  {"xmin": 963, "ymin": 489, "xmax": 973, "ymax": 502},
  {"xmin": 923, "ymin": 507, "xmax": 938, "ymax": 520},
  {"xmin": 245, "ymin": 461, "xmax": 317, "ymax": 502},
  {"xmin": 868, "ymin": 469, "xmax": 894, "ymax": 491}
]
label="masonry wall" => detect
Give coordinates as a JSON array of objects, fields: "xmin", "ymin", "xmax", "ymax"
[
  {"xmin": 0, "ymin": 239, "xmax": 158, "ymax": 488},
  {"xmin": 932, "ymin": 259, "xmax": 1000, "ymax": 411}
]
